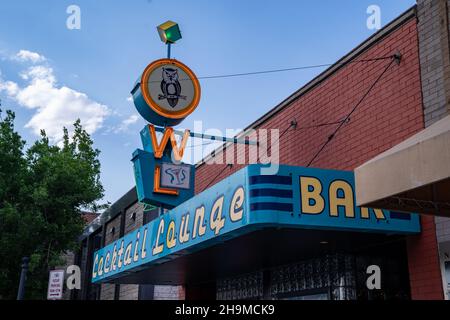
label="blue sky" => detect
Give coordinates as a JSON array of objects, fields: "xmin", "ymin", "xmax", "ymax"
[{"xmin": 0, "ymin": 0, "xmax": 415, "ymax": 204}]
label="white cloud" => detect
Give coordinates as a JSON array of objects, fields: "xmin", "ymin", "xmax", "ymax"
[
  {"xmin": 14, "ymin": 50, "xmax": 46, "ymax": 63},
  {"xmin": 0, "ymin": 52, "xmax": 110, "ymax": 143},
  {"xmin": 115, "ymin": 114, "xmax": 139, "ymax": 133},
  {"xmin": 0, "ymin": 79, "xmax": 19, "ymax": 96},
  {"xmin": 19, "ymin": 65, "xmax": 56, "ymax": 83},
  {"xmin": 126, "ymin": 96, "xmax": 133, "ymax": 102}
]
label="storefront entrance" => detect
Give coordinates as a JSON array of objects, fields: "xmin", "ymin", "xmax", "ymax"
[
  {"xmin": 181, "ymin": 229, "xmax": 411, "ymax": 300},
  {"xmin": 213, "ymin": 251, "xmax": 409, "ymax": 300}
]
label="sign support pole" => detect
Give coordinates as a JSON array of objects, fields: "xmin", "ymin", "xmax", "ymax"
[
  {"xmin": 153, "ymin": 126, "xmax": 259, "ymax": 146},
  {"xmin": 16, "ymin": 257, "xmax": 29, "ymax": 300},
  {"xmin": 167, "ymin": 43, "xmax": 171, "ymax": 59}
]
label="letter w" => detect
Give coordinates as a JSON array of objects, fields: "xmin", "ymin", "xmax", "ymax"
[{"xmin": 148, "ymin": 125, "xmax": 190, "ymax": 161}]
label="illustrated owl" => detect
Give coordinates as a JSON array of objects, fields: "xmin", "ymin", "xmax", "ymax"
[{"xmin": 160, "ymin": 68, "xmax": 182, "ymax": 108}]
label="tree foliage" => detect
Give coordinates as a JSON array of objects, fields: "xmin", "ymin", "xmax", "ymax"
[{"xmin": 0, "ymin": 110, "xmax": 104, "ymax": 299}]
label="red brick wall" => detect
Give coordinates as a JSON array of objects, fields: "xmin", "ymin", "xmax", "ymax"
[
  {"xmin": 194, "ymin": 17, "xmax": 443, "ymax": 299},
  {"xmin": 407, "ymin": 215, "xmax": 444, "ymax": 299}
]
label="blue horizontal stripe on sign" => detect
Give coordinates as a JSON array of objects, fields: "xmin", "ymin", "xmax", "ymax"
[
  {"xmin": 250, "ymin": 202, "xmax": 293, "ymax": 212},
  {"xmin": 250, "ymin": 188, "xmax": 293, "ymax": 198},
  {"xmin": 249, "ymin": 175, "xmax": 292, "ymax": 185},
  {"xmin": 389, "ymin": 211, "xmax": 412, "ymax": 220}
]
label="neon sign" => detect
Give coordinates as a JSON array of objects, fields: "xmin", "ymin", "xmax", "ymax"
[
  {"xmin": 130, "ymin": 56, "xmax": 200, "ymax": 207},
  {"xmin": 131, "ymin": 59, "xmax": 201, "ymax": 127}
]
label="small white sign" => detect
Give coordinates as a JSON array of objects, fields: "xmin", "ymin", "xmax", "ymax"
[
  {"xmin": 160, "ymin": 162, "xmax": 191, "ymax": 190},
  {"xmin": 47, "ymin": 269, "xmax": 65, "ymax": 300}
]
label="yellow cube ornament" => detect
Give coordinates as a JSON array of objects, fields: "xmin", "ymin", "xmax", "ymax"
[{"xmin": 157, "ymin": 21, "xmax": 182, "ymax": 44}]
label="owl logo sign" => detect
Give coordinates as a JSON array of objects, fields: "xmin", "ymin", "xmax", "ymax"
[
  {"xmin": 158, "ymin": 68, "xmax": 186, "ymax": 107},
  {"xmin": 132, "ymin": 59, "xmax": 201, "ymax": 127}
]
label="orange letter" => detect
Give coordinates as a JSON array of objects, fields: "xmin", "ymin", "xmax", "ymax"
[
  {"xmin": 153, "ymin": 166, "xmax": 179, "ymax": 195},
  {"xmin": 149, "ymin": 125, "xmax": 172, "ymax": 158},
  {"xmin": 170, "ymin": 129, "xmax": 190, "ymax": 162}
]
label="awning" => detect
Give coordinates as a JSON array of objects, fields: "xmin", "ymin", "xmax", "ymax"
[
  {"xmin": 355, "ymin": 114, "xmax": 450, "ymax": 217},
  {"xmin": 91, "ymin": 165, "xmax": 420, "ymax": 284}
]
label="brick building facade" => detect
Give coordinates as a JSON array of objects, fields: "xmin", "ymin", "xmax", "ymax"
[{"xmin": 194, "ymin": 5, "xmax": 442, "ymax": 299}]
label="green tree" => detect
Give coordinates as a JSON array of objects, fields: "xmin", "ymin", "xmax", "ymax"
[{"xmin": 0, "ymin": 110, "xmax": 105, "ymax": 299}]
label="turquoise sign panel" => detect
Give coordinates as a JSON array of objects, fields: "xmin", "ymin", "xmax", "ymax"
[
  {"xmin": 91, "ymin": 164, "xmax": 420, "ymax": 283},
  {"xmin": 132, "ymin": 149, "xmax": 195, "ymax": 207},
  {"xmin": 131, "ymin": 125, "xmax": 195, "ymax": 208}
]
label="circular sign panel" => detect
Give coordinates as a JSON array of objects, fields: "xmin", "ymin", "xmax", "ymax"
[{"xmin": 133, "ymin": 59, "xmax": 201, "ymax": 126}]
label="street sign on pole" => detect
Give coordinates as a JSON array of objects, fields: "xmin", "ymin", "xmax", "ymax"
[{"xmin": 47, "ymin": 269, "xmax": 65, "ymax": 300}]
